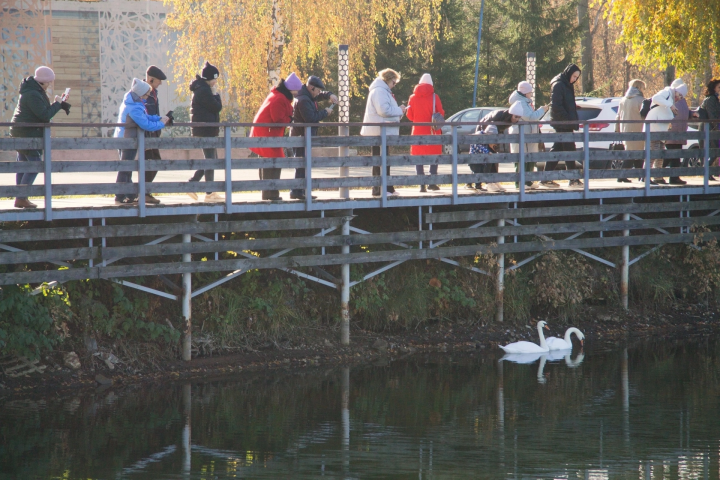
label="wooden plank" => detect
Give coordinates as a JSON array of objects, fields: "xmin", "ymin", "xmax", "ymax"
[
  {"xmin": 5, "ymin": 214, "xmax": 719, "ymax": 265},
  {"xmin": 0, "ymin": 138, "xmax": 43, "ymax": 150},
  {"xmin": 1, "ymin": 231, "xmax": 716, "ymax": 285},
  {"xmin": 425, "ymin": 199, "xmax": 720, "ymax": 223},
  {"xmin": 0, "ymin": 216, "xmax": 351, "ymax": 242}
]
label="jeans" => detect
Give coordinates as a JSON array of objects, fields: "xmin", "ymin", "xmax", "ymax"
[
  {"xmin": 664, "ymin": 143, "xmax": 683, "ymax": 180},
  {"xmin": 115, "ymin": 148, "xmax": 137, "ymax": 201},
  {"xmin": 16, "ymin": 151, "xmax": 42, "ymax": 200},
  {"xmin": 189, "ymin": 148, "xmax": 216, "ymax": 194},
  {"xmin": 145, "ymin": 148, "xmax": 160, "ymax": 186},
  {"xmin": 415, "ymin": 163, "xmax": 438, "ymax": 177}
]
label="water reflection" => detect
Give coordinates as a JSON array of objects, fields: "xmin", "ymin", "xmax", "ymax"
[{"xmin": 2, "ymin": 338, "xmax": 720, "ymax": 479}]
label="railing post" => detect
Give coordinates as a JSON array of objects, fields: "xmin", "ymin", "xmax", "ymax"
[
  {"xmin": 381, "ymin": 127, "xmax": 387, "ymax": 207},
  {"xmin": 452, "ymin": 126, "xmax": 458, "ymax": 204},
  {"xmin": 340, "ymin": 212, "xmax": 352, "ymax": 345},
  {"xmin": 225, "ymin": 126, "xmax": 232, "ymax": 213},
  {"xmin": 43, "ymin": 126, "xmax": 52, "ymax": 221},
  {"xmin": 429, "ymin": 205, "xmax": 433, "ymax": 248},
  {"xmin": 305, "ymin": 126, "xmax": 313, "ymax": 211},
  {"xmin": 583, "ymin": 123, "xmax": 590, "ymax": 198},
  {"xmin": 704, "ymin": 123, "xmax": 710, "ymax": 194},
  {"xmin": 496, "ymin": 217, "xmax": 505, "ymax": 323},
  {"xmin": 621, "ymin": 212, "xmax": 630, "ymax": 310},
  {"xmin": 339, "ymin": 126, "xmax": 350, "ymax": 199},
  {"xmin": 644, "ymin": 125, "xmax": 651, "ymax": 196},
  {"xmin": 518, "ymin": 127, "xmax": 525, "ymax": 202},
  {"xmin": 182, "ymin": 233, "xmax": 192, "ymax": 361},
  {"xmin": 88, "ymin": 219, "xmax": 93, "ymax": 268},
  {"xmin": 418, "ymin": 206, "xmax": 423, "ymax": 250},
  {"xmin": 137, "ymin": 133, "xmax": 146, "ymax": 217}
]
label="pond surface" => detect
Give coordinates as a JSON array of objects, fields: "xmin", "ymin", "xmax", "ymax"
[{"xmin": 2, "ymin": 336, "xmax": 720, "ymax": 479}]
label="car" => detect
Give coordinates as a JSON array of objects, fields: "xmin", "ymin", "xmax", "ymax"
[{"xmin": 441, "ymin": 107, "xmax": 503, "ymax": 154}]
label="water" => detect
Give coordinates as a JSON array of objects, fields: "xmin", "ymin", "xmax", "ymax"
[{"xmin": 2, "ymin": 337, "xmax": 720, "ymax": 479}]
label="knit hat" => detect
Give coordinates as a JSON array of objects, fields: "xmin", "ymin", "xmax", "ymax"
[
  {"xmin": 518, "ymin": 81, "xmax": 533, "ymax": 95},
  {"xmin": 284, "ymin": 72, "xmax": 303, "ymax": 91},
  {"xmin": 671, "ymin": 78, "xmax": 688, "ymax": 97},
  {"xmin": 131, "ymin": 78, "xmax": 151, "ymax": 97},
  {"xmin": 146, "ymin": 65, "xmax": 167, "ymax": 81},
  {"xmin": 34, "ymin": 66, "xmax": 55, "ymax": 83},
  {"xmin": 508, "ymin": 101, "xmax": 524, "ymax": 116},
  {"xmin": 483, "ymin": 124, "xmax": 498, "ymax": 135},
  {"xmin": 419, "ymin": 73, "xmax": 433, "ymax": 86},
  {"xmin": 200, "ymin": 61, "xmax": 219, "ymax": 80}
]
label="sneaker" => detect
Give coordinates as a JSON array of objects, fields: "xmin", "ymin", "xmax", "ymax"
[
  {"xmin": 540, "ymin": 181, "xmax": 560, "ymax": 188},
  {"xmin": 526, "ymin": 181, "xmax": 538, "ymax": 190},
  {"xmin": 204, "ymin": 192, "xmax": 225, "ymax": 202},
  {"xmin": 419, "ymin": 185, "xmax": 427, "ymax": 193},
  {"xmin": 474, "ymin": 183, "xmax": 486, "ymax": 191},
  {"xmin": 653, "ymin": 178, "xmax": 667, "ymax": 184},
  {"xmin": 145, "ymin": 194, "xmax": 161, "ymax": 205},
  {"xmin": 14, "ymin": 198, "xmax": 37, "ymax": 209},
  {"xmin": 569, "ymin": 179, "xmax": 583, "ymax": 187},
  {"xmin": 187, "ymin": 192, "xmax": 198, "ymax": 201},
  {"xmin": 372, "ymin": 188, "xmax": 381, "ymax": 197},
  {"xmin": 427, "ymin": 184, "xmax": 440, "ymax": 191},
  {"xmin": 387, "ymin": 190, "xmax": 399, "ymax": 196},
  {"xmin": 387, "ymin": 186, "xmax": 396, "ymax": 194},
  {"xmin": 669, "ymin": 178, "xmax": 687, "ymax": 185},
  {"xmin": 289, "ymin": 192, "xmax": 317, "ymax": 200},
  {"xmin": 486, "ymin": 182, "xmax": 505, "ymax": 192},
  {"xmin": 710, "ymin": 176, "xmax": 718, "ymax": 182}
]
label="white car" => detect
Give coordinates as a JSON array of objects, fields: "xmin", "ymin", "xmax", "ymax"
[{"xmin": 441, "ymin": 107, "xmax": 503, "ymax": 154}]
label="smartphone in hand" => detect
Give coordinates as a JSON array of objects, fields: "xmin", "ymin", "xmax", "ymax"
[{"xmin": 61, "ymin": 88, "xmax": 71, "ymax": 102}]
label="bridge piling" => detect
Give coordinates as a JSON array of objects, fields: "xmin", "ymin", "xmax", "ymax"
[
  {"xmin": 621, "ymin": 212, "xmax": 630, "ymax": 310},
  {"xmin": 496, "ymin": 217, "xmax": 505, "ymax": 323},
  {"xmin": 340, "ymin": 213, "xmax": 351, "ymax": 345},
  {"xmin": 182, "ymin": 233, "xmax": 192, "ymax": 361}
]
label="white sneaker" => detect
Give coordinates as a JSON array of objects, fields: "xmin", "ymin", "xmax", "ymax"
[
  {"xmin": 204, "ymin": 192, "xmax": 225, "ymax": 202},
  {"xmin": 486, "ymin": 182, "xmax": 505, "ymax": 192},
  {"xmin": 187, "ymin": 192, "xmax": 198, "ymax": 201}
]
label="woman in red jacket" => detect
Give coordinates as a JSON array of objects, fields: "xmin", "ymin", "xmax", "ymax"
[
  {"xmin": 249, "ymin": 73, "xmax": 303, "ymax": 200},
  {"xmin": 406, "ymin": 73, "xmax": 445, "ymax": 192}
]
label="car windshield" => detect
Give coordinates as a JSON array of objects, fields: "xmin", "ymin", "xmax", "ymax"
[{"xmin": 461, "ymin": 110, "xmax": 483, "ymax": 123}]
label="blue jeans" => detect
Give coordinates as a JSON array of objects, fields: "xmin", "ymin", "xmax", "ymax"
[
  {"xmin": 116, "ymin": 149, "xmax": 137, "ymax": 201},
  {"xmin": 16, "ymin": 151, "xmax": 42, "ymax": 200},
  {"xmin": 189, "ymin": 148, "xmax": 216, "ymax": 194}
]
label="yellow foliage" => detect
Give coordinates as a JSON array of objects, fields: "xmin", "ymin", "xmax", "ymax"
[{"xmin": 165, "ymin": 0, "xmax": 443, "ymax": 119}]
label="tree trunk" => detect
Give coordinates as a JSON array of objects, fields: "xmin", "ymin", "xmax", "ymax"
[
  {"xmin": 577, "ymin": 0, "xmax": 593, "ymax": 93},
  {"xmin": 267, "ymin": 0, "xmax": 285, "ymax": 91},
  {"xmin": 664, "ymin": 65, "xmax": 676, "ymax": 86}
]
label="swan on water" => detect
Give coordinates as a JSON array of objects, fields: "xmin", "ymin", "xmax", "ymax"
[
  {"xmin": 545, "ymin": 327, "xmax": 584, "ymax": 351},
  {"xmin": 499, "ymin": 321, "xmax": 549, "ymax": 354}
]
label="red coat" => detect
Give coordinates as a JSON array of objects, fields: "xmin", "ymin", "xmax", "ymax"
[
  {"xmin": 406, "ymin": 83, "xmax": 445, "ymax": 155},
  {"xmin": 249, "ymin": 86, "xmax": 294, "ymax": 157}
]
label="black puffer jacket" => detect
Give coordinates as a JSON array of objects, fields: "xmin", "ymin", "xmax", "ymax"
[
  {"xmin": 289, "ymin": 85, "xmax": 332, "ymax": 137},
  {"xmin": 190, "ymin": 75, "xmax": 223, "ymax": 137},
  {"xmin": 10, "ymin": 76, "xmax": 62, "ymax": 139},
  {"xmin": 701, "ymin": 94, "xmax": 720, "ymax": 130},
  {"xmin": 474, "ymin": 109, "xmax": 514, "ymax": 153},
  {"xmin": 550, "ymin": 64, "xmax": 581, "ymax": 131}
]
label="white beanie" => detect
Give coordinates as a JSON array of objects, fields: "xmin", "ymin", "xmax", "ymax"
[
  {"xmin": 419, "ymin": 73, "xmax": 433, "ymax": 86},
  {"xmin": 671, "ymin": 78, "xmax": 688, "ymax": 97},
  {"xmin": 517, "ymin": 81, "xmax": 533, "ymax": 95},
  {"xmin": 131, "ymin": 78, "xmax": 151, "ymax": 97},
  {"xmin": 508, "ymin": 100, "xmax": 524, "ymax": 116}
]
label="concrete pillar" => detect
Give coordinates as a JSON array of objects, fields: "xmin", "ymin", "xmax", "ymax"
[{"xmin": 496, "ymin": 218, "xmax": 505, "ymax": 323}]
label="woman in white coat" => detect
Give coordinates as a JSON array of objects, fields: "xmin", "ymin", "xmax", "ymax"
[
  {"xmin": 361, "ymin": 68, "xmax": 406, "ymax": 197},
  {"xmin": 508, "ymin": 81, "xmax": 548, "ymax": 188},
  {"xmin": 644, "ymin": 87, "xmax": 675, "ymax": 185}
]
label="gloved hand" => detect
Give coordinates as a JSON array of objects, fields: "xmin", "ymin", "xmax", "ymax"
[
  {"xmin": 60, "ymin": 101, "xmax": 71, "ymax": 116},
  {"xmin": 165, "ymin": 110, "xmax": 175, "ymax": 126}
]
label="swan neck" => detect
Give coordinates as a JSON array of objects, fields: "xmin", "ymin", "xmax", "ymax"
[{"xmin": 537, "ymin": 324, "xmax": 547, "ymax": 348}]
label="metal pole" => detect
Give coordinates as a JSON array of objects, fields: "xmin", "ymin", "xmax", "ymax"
[
  {"xmin": 224, "ymin": 126, "xmax": 232, "ymax": 213},
  {"xmin": 182, "ymin": 233, "xmax": 192, "ymax": 361},
  {"xmin": 340, "ymin": 213, "xmax": 351, "ymax": 345},
  {"xmin": 418, "ymin": 206, "xmax": 423, "ymax": 250},
  {"xmin": 583, "ymin": 123, "xmax": 590, "ymax": 198},
  {"xmin": 621, "ymin": 212, "xmax": 629, "ymax": 310},
  {"xmin": 381, "ymin": 127, "xmax": 387, "ymax": 207},
  {"xmin": 496, "ymin": 217, "xmax": 505, "ymax": 323},
  {"xmin": 43, "ymin": 126, "xmax": 52, "ymax": 221},
  {"xmin": 138, "ymin": 133, "xmax": 146, "ymax": 217},
  {"xmin": 644, "ymin": 126, "xmax": 651, "ymax": 196},
  {"xmin": 519, "ymin": 127, "xmax": 525, "ymax": 202},
  {"xmin": 451, "ymin": 126, "xmax": 458, "ymax": 204},
  {"xmin": 182, "ymin": 383, "xmax": 191, "ymax": 476},
  {"xmin": 305, "ymin": 126, "xmax": 313, "ymax": 211},
  {"xmin": 704, "ymin": 123, "xmax": 710, "ymax": 194},
  {"xmin": 472, "ymin": 0, "xmax": 485, "ymax": 108},
  {"xmin": 341, "ymin": 367, "xmax": 350, "ymax": 475},
  {"xmin": 338, "ymin": 45, "xmax": 350, "ymax": 199}
]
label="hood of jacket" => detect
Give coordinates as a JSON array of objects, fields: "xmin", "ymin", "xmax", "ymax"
[
  {"xmin": 508, "ymin": 90, "xmax": 530, "ymax": 106},
  {"xmin": 369, "ymin": 77, "xmax": 392, "ymax": 96},
  {"xmin": 624, "ymin": 86, "xmax": 643, "ymax": 98},
  {"xmin": 19, "ymin": 76, "xmax": 45, "ymax": 95},
  {"xmin": 189, "ymin": 75, "xmax": 209, "ymax": 93},
  {"xmin": 412, "ymin": 83, "xmax": 435, "ymax": 97},
  {"xmin": 123, "ymin": 90, "xmax": 145, "ymax": 107},
  {"xmin": 651, "ymin": 88, "xmax": 674, "ymax": 108}
]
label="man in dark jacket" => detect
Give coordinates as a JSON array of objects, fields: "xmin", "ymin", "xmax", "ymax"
[
  {"xmin": 143, "ymin": 65, "xmax": 167, "ymax": 204},
  {"xmin": 10, "ymin": 66, "xmax": 70, "ymax": 208},
  {"xmin": 544, "ymin": 63, "xmax": 582, "ymax": 188},
  {"xmin": 468, "ymin": 106, "xmax": 521, "ymax": 192},
  {"xmin": 288, "ymin": 76, "xmax": 337, "ymax": 200},
  {"xmin": 188, "ymin": 61, "xmax": 224, "ymax": 202}
]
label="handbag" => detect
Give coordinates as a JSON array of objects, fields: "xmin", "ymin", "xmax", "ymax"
[
  {"xmin": 609, "ymin": 142, "xmax": 625, "ymax": 151},
  {"xmin": 431, "ymin": 94, "xmax": 445, "ymax": 128}
]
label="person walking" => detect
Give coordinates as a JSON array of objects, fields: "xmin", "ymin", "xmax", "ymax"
[
  {"xmin": 406, "ymin": 73, "xmax": 445, "ymax": 192},
  {"xmin": 289, "ymin": 75, "xmax": 338, "ymax": 200},
  {"xmin": 360, "ymin": 68, "xmax": 406, "ymax": 197},
  {"xmin": 701, "ymin": 78, "xmax": 720, "ymax": 181},
  {"xmin": 468, "ymin": 102, "xmax": 523, "ymax": 192},
  {"xmin": 508, "ymin": 81, "xmax": 548, "ymax": 189},
  {"xmin": 9, "ymin": 66, "xmax": 70, "ymax": 208},
  {"xmin": 249, "ymin": 72, "xmax": 303, "ymax": 200},
  {"xmin": 544, "ymin": 64, "xmax": 582, "ymax": 187},
  {"xmin": 114, "ymin": 78, "xmax": 169, "ymax": 205},
  {"xmin": 188, "ymin": 61, "xmax": 224, "ymax": 202},
  {"xmin": 644, "ymin": 87, "xmax": 675, "ymax": 185},
  {"xmin": 614, "ymin": 79, "xmax": 646, "ymax": 183},
  {"xmin": 143, "ymin": 65, "xmax": 167, "ymax": 204},
  {"xmin": 664, "ymin": 79, "xmax": 696, "ymax": 185}
]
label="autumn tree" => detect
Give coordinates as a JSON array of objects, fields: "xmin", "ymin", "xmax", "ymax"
[{"xmin": 164, "ymin": 0, "xmax": 444, "ymax": 119}]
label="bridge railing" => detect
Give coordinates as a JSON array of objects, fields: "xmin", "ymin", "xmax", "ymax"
[{"xmin": 0, "ymin": 120, "xmax": 718, "ymax": 220}]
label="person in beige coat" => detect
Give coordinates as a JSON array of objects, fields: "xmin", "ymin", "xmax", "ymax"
[{"xmin": 615, "ymin": 79, "xmax": 646, "ymax": 183}]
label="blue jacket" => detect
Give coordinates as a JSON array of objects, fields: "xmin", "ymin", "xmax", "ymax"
[{"xmin": 114, "ymin": 91, "xmax": 164, "ymax": 138}]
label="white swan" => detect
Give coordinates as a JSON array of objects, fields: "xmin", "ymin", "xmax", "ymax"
[
  {"xmin": 499, "ymin": 321, "xmax": 549, "ymax": 354},
  {"xmin": 546, "ymin": 327, "xmax": 584, "ymax": 351},
  {"xmin": 500, "ymin": 352, "xmax": 545, "ymax": 364}
]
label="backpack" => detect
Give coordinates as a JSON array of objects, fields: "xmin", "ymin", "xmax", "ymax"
[{"xmin": 640, "ymin": 98, "xmax": 652, "ymax": 119}]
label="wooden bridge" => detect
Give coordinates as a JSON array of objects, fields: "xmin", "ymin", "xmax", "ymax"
[{"xmin": 1, "ymin": 120, "xmax": 718, "ymax": 360}]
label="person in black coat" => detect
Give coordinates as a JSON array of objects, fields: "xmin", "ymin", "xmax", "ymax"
[
  {"xmin": 544, "ymin": 63, "xmax": 582, "ymax": 187},
  {"xmin": 143, "ymin": 65, "xmax": 167, "ymax": 204},
  {"xmin": 188, "ymin": 61, "xmax": 223, "ymax": 202},
  {"xmin": 288, "ymin": 76, "xmax": 337, "ymax": 200}
]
